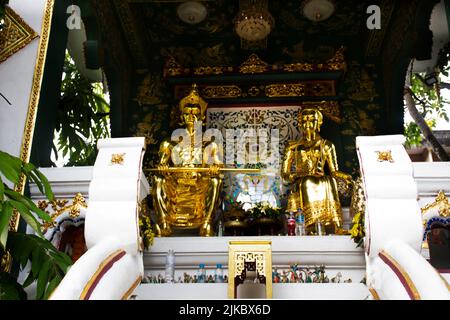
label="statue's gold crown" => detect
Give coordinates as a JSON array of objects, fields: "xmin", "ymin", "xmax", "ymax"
[{"xmin": 179, "ymin": 84, "xmax": 208, "ymax": 116}]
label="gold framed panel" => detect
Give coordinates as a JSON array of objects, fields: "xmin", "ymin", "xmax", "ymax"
[
  {"xmin": 0, "ymin": 6, "xmax": 38, "ymax": 63},
  {"xmin": 8, "ymin": 0, "xmax": 55, "ymax": 232},
  {"xmin": 228, "ymin": 240, "xmax": 272, "ymax": 299}
]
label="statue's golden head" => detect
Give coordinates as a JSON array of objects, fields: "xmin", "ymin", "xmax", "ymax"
[
  {"xmin": 299, "ymin": 108, "xmax": 323, "ymax": 140},
  {"xmin": 179, "ymin": 84, "xmax": 208, "ymax": 125}
]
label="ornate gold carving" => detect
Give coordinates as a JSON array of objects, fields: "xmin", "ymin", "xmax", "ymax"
[
  {"xmin": 164, "ymin": 56, "xmax": 183, "ymax": 76},
  {"xmin": 193, "ymin": 66, "xmax": 225, "ymax": 75},
  {"xmin": 421, "ymin": 191, "xmax": 450, "ymax": 218},
  {"xmin": 228, "ymin": 241, "xmax": 272, "ymax": 299},
  {"xmin": 0, "ymin": 251, "xmax": 12, "ymax": 273},
  {"xmin": 201, "ymin": 85, "xmax": 242, "ymax": 99},
  {"xmin": 283, "ymin": 62, "xmax": 314, "ymax": 72},
  {"xmin": 0, "ymin": 6, "xmax": 38, "ymax": 63},
  {"xmin": 376, "ymin": 150, "xmax": 394, "ymax": 163},
  {"xmin": 283, "ymin": 47, "xmax": 346, "ymax": 72},
  {"xmin": 325, "ymin": 47, "xmax": 347, "ymax": 71},
  {"xmin": 301, "ymin": 101, "xmax": 341, "ymax": 123},
  {"xmin": 134, "ymin": 73, "xmax": 164, "ymax": 106},
  {"xmin": 111, "ymin": 153, "xmax": 126, "ymax": 165},
  {"xmin": 38, "ymin": 193, "xmax": 88, "ymax": 234},
  {"xmin": 239, "ymin": 53, "xmax": 269, "ymax": 74},
  {"xmin": 10, "ymin": 0, "xmax": 54, "ymax": 233},
  {"xmin": 265, "ymin": 81, "xmax": 334, "ymax": 98},
  {"xmin": 265, "ymin": 83, "xmax": 306, "ymax": 97},
  {"xmin": 247, "ymin": 86, "xmax": 261, "ymax": 97}
]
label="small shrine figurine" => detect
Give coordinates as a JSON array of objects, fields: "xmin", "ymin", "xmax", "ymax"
[{"xmin": 282, "ymin": 108, "xmax": 353, "ymax": 234}]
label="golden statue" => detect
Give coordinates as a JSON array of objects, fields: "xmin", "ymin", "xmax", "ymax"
[
  {"xmin": 281, "ymin": 108, "xmax": 352, "ymax": 234},
  {"xmin": 152, "ymin": 84, "xmax": 223, "ymax": 237}
]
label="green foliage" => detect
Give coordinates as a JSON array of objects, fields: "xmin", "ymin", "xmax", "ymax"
[
  {"xmin": 0, "ymin": 151, "xmax": 72, "ymax": 300},
  {"xmin": 404, "ymin": 73, "xmax": 449, "ymax": 147},
  {"xmin": 0, "ymin": 151, "xmax": 53, "ymax": 249},
  {"xmin": 1, "ymin": 232, "xmax": 72, "ymax": 300},
  {"xmin": 54, "ymin": 53, "xmax": 110, "ymax": 166}
]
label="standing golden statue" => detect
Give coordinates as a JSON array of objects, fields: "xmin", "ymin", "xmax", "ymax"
[
  {"xmin": 281, "ymin": 108, "xmax": 352, "ymax": 234},
  {"xmin": 152, "ymin": 84, "xmax": 223, "ymax": 236}
]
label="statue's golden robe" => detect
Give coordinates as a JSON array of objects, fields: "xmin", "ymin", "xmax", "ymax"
[{"xmin": 283, "ymin": 138, "xmax": 343, "ymax": 229}]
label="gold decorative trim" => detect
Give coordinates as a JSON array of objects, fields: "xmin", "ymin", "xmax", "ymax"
[
  {"xmin": 164, "ymin": 56, "xmax": 183, "ymax": 77},
  {"xmin": 121, "ymin": 276, "xmax": 142, "ymax": 300},
  {"xmin": 111, "ymin": 153, "xmax": 126, "ymax": 165},
  {"xmin": 9, "ymin": 0, "xmax": 55, "ymax": 233},
  {"xmin": 239, "ymin": 53, "xmax": 269, "ymax": 74},
  {"xmin": 376, "ymin": 150, "xmax": 394, "ymax": 163},
  {"xmin": 194, "ymin": 66, "xmax": 225, "ymax": 76},
  {"xmin": 368, "ymin": 287, "xmax": 380, "ymax": 300},
  {"xmin": 421, "ymin": 191, "xmax": 449, "ymax": 218},
  {"xmin": 379, "ymin": 250, "xmax": 421, "ymax": 300},
  {"xmin": 164, "ymin": 48, "xmax": 346, "ymax": 77},
  {"xmin": 38, "ymin": 193, "xmax": 88, "ymax": 234},
  {"xmin": 265, "ymin": 83, "xmax": 305, "ymax": 97},
  {"xmin": 283, "ymin": 47, "xmax": 346, "ymax": 72},
  {"xmin": 79, "ymin": 249, "xmax": 125, "ymax": 300},
  {"xmin": 0, "ymin": 6, "xmax": 38, "ymax": 63},
  {"xmin": 201, "ymin": 85, "xmax": 242, "ymax": 99}
]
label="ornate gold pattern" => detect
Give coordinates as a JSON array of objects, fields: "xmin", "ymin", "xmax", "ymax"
[
  {"xmin": 201, "ymin": 85, "xmax": 242, "ymax": 99},
  {"xmin": 376, "ymin": 150, "xmax": 394, "ymax": 163},
  {"xmin": 0, "ymin": 6, "xmax": 38, "ymax": 63},
  {"xmin": 10, "ymin": 0, "xmax": 54, "ymax": 233},
  {"xmin": 283, "ymin": 62, "xmax": 314, "ymax": 72},
  {"xmin": 239, "ymin": 53, "xmax": 269, "ymax": 74},
  {"xmin": 164, "ymin": 56, "xmax": 183, "ymax": 76},
  {"xmin": 111, "ymin": 153, "xmax": 126, "ymax": 165},
  {"xmin": 283, "ymin": 47, "xmax": 346, "ymax": 72},
  {"xmin": 421, "ymin": 191, "xmax": 450, "ymax": 218},
  {"xmin": 38, "ymin": 193, "xmax": 88, "ymax": 234},
  {"xmin": 301, "ymin": 101, "xmax": 341, "ymax": 123},
  {"xmin": 325, "ymin": 47, "xmax": 346, "ymax": 71},
  {"xmin": 265, "ymin": 83, "xmax": 305, "ymax": 97},
  {"xmin": 228, "ymin": 241, "xmax": 272, "ymax": 299},
  {"xmin": 194, "ymin": 66, "xmax": 224, "ymax": 75},
  {"xmin": 0, "ymin": 251, "xmax": 12, "ymax": 273}
]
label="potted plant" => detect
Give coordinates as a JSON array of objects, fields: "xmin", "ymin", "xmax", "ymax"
[{"xmin": 247, "ymin": 202, "xmax": 284, "ymax": 236}]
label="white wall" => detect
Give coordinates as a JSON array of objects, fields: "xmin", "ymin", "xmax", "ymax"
[{"xmin": 0, "ymin": 0, "xmax": 48, "ymax": 157}]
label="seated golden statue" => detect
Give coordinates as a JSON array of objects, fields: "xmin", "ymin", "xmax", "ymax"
[
  {"xmin": 152, "ymin": 84, "xmax": 223, "ymax": 237},
  {"xmin": 281, "ymin": 108, "xmax": 352, "ymax": 234}
]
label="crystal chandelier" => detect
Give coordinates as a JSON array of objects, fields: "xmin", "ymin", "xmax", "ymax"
[{"xmin": 234, "ymin": 2, "xmax": 274, "ymax": 41}]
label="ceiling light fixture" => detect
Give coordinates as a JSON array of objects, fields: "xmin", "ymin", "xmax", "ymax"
[
  {"xmin": 301, "ymin": 0, "xmax": 335, "ymax": 22},
  {"xmin": 177, "ymin": 1, "xmax": 207, "ymax": 25},
  {"xmin": 234, "ymin": 1, "xmax": 274, "ymax": 41}
]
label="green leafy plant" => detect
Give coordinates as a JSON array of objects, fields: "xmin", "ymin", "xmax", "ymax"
[
  {"xmin": 404, "ymin": 72, "xmax": 449, "ymax": 150},
  {"xmin": 54, "ymin": 53, "xmax": 110, "ymax": 166},
  {"xmin": 0, "ymin": 151, "xmax": 72, "ymax": 300}
]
